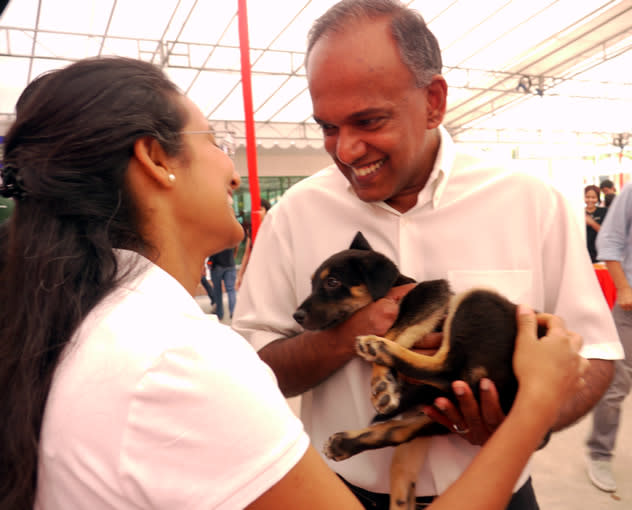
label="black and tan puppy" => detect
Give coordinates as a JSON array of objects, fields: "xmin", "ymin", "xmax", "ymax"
[
  {"xmin": 294, "ymin": 232, "xmax": 540, "ymax": 510},
  {"xmin": 293, "ymin": 231, "xmax": 415, "ymax": 330}
]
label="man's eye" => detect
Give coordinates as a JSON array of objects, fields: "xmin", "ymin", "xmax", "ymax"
[
  {"xmin": 320, "ymin": 124, "xmax": 337, "ymax": 136},
  {"xmin": 358, "ymin": 117, "xmax": 384, "ymax": 129},
  {"xmin": 325, "ymin": 276, "xmax": 341, "ymax": 289}
]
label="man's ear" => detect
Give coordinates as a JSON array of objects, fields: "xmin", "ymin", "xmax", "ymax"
[
  {"xmin": 425, "ymin": 75, "xmax": 447, "ymax": 129},
  {"xmin": 132, "ymin": 136, "xmax": 175, "ymax": 188},
  {"xmin": 349, "ymin": 231, "xmax": 372, "ymax": 251}
]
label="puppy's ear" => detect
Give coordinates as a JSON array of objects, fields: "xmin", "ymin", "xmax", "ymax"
[
  {"xmin": 350, "ymin": 231, "xmax": 372, "ymax": 251},
  {"xmin": 358, "ymin": 253, "xmax": 401, "ymax": 300}
]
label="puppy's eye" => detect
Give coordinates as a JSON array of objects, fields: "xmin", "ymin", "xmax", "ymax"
[{"xmin": 325, "ymin": 276, "xmax": 341, "ymax": 289}]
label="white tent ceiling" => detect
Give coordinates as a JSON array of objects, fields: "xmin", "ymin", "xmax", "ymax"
[{"xmin": 1, "ymin": 0, "xmax": 631, "ymax": 154}]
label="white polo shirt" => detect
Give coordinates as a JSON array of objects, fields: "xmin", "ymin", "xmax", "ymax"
[
  {"xmin": 36, "ymin": 251, "xmax": 308, "ymax": 509},
  {"xmin": 232, "ymin": 126, "xmax": 622, "ymax": 496}
]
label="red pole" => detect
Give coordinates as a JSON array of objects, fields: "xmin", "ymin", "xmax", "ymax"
[{"xmin": 237, "ymin": 0, "xmax": 262, "ymax": 240}]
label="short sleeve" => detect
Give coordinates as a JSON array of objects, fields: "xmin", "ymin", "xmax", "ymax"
[{"xmin": 118, "ymin": 329, "xmax": 309, "ymax": 510}]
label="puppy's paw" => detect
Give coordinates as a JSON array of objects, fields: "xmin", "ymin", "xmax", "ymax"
[
  {"xmin": 323, "ymin": 432, "xmax": 354, "ymax": 461},
  {"xmin": 356, "ymin": 335, "xmax": 395, "ymax": 366},
  {"xmin": 370, "ymin": 371, "xmax": 401, "ymax": 414}
]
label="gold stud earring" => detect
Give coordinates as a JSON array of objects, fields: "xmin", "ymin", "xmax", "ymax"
[{"xmin": 168, "ymin": 174, "xmax": 176, "ymax": 183}]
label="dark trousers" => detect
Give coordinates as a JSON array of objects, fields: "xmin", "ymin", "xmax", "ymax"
[
  {"xmin": 211, "ymin": 265, "xmax": 237, "ymax": 319},
  {"xmin": 200, "ymin": 276, "xmax": 214, "ymax": 304},
  {"xmin": 340, "ymin": 475, "xmax": 539, "ymax": 510}
]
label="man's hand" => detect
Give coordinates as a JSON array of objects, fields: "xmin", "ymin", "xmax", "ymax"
[
  {"xmin": 422, "ymin": 309, "xmax": 586, "ymax": 445},
  {"xmin": 337, "ymin": 283, "xmax": 417, "ymax": 342},
  {"xmin": 408, "ymin": 329, "xmax": 506, "ymax": 445},
  {"xmin": 616, "ymin": 287, "xmax": 632, "ymax": 310},
  {"xmin": 423, "ymin": 379, "xmax": 505, "ymax": 445}
]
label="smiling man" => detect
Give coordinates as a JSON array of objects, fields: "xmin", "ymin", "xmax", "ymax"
[{"xmin": 232, "ymin": 1, "xmax": 622, "ymax": 509}]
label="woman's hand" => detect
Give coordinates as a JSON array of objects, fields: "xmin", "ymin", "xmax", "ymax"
[
  {"xmin": 585, "ymin": 214, "xmax": 599, "ymax": 230},
  {"xmin": 512, "ymin": 306, "xmax": 587, "ymax": 425}
]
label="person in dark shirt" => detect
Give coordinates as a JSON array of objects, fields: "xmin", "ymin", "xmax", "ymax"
[
  {"xmin": 585, "ymin": 185, "xmax": 608, "ymax": 263},
  {"xmin": 599, "ymin": 179, "xmax": 616, "ymax": 198}
]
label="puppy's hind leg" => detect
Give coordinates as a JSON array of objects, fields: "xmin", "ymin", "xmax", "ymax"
[
  {"xmin": 370, "ymin": 363, "xmax": 401, "ymax": 415},
  {"xmin": 390, "ymin": 437, "xmax": 431, "ymax": 510}
]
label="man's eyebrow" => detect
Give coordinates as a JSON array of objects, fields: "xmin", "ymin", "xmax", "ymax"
[{"xmin": 313, "ymin": 108, "xmax": 388, "ymax": 125}]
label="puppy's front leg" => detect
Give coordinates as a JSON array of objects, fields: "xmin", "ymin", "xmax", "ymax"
[
  {"xmin": 390, "ymin": 437, "xmax": 431, "ymax": 510},
  {"xmin": 357, "ymin": 335, "xmax": 449, "ymax": 382}
]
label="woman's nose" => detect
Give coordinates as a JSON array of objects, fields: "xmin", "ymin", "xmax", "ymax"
[{"xmin": 230, "ymin": 165, "xmax": 241, "ymax": 190}]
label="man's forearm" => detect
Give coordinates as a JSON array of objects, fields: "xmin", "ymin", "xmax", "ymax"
[
  {"xmin": 552, "ymin": 358, "xmax": 614, "ymax": 431},
  {"xmin": 605, "ymin": 261, "xmax": 630, "ymax": 292},
  {"xmin": 258, "ymin": 329, "xmax": 357, "ymax": 397}
]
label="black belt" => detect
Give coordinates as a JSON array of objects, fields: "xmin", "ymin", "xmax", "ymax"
[
  {"xmin": 339, "ymin": 475, "xmax": 435, "ymax": 510},
  {"xmin": 340, "ymin": 474, "xmax": 538, "ymax": 510}
]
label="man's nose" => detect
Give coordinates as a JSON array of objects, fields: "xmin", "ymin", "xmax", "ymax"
[{"xmin": 335, "ymin": 128, "xmax": 365, "ymax": 167}]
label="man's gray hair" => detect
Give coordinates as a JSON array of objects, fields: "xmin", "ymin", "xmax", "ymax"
[{"xmin": 306, "ymin": 0, "xmax": 442, "ymax": 87}]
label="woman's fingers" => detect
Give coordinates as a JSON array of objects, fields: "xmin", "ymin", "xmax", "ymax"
[{"xmin": 514, "ymin": 305, "xmax": 586, "ymax": 422}]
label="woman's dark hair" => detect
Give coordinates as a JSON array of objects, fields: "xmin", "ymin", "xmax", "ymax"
[
  {"xmin": 584, "ymin": 184, "xmax": 601, "ymax": 199},
  {"xmin": 0, "ymin": 56, "xmax": 188, "ymax": 509},
  {"xmin": 306, "ymin": 0, "xmax": 442, "ymax": 87}
]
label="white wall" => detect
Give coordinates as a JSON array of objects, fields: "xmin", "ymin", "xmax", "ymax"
[{"xmin": 233, "ymin": 145, "xmax": 331, "ymax": 178}]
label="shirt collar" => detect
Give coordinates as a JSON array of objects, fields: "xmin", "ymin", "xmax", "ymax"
[{"xmin": 430, "ymin": 125, "xmax": 455, "ymax": 209}]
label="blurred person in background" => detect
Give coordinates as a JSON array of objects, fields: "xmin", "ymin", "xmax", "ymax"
[{"xmin": 584, "ymin": 184, "xmax": 608, "ymax": 263}]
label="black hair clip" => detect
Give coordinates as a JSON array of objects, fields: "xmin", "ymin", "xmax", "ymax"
[{"xmin": 0, "ymin": 164, "xmax": 27, "ymax": 200}]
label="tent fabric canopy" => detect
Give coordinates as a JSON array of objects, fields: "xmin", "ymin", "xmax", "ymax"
[{"xmin": 1, "ymin": 0, "xmax": 631, "ymax": 153}]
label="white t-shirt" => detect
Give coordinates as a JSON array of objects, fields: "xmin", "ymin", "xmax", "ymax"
[
  {"xmin": 35, "ymin": 251, "xmax": 309, "ymax": 510},
  {"xmin": 232, "ymin": 126, "xmax": 623, "ymax": 496}
]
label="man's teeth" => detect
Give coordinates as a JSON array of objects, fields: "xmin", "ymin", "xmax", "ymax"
[
  {"xmin": 352, "ymin": 160, "xmax": 384, "ymax": 177},
  {"xmin": 228, "ymin": 195, "xmax": 234, "ymax": 206}
]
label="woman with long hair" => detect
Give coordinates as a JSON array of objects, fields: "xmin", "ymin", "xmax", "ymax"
[{"xmin": 1, "ymin": 56, "xmax": 586, "ymax": 510}]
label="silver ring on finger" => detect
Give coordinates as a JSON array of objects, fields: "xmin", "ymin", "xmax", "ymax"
[{"xmin": 452, "ymin": 423, "xmax": 470, "ymax": 435}]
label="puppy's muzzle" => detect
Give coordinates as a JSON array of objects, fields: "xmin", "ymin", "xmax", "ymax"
[{"xmin": 293, "ymin": 309, "xmax": 307, "ymax": 326}]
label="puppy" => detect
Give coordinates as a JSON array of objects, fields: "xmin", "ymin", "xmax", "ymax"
[{"xmin": 294, "ymin": 232, "xmax": 539, "ymax": 510}]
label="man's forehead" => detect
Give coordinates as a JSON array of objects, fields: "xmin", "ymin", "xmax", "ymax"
[{"xmin": 307, "ymin": 17, "xmax": 393, "ymax": 67}]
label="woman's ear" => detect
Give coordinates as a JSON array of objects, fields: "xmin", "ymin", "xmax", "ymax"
[
  {"xmin": 132, "ymin": 136, "xmax": 175, "ymax": 188},
  {"xmin": 425, "ymin": 75, "xmax": 448, "ymax": 129}
]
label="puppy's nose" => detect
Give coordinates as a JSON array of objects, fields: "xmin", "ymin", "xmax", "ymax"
[{"xmin": 293, "ymin": 309, "xmax": 306, "ymax": 325}]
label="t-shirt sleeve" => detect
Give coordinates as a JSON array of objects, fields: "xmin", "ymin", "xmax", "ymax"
[{"xmin": 118, "ymin": 326, "xmax": 309, "ymax": 510}]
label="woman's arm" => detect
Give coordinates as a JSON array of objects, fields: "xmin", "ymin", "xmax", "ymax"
[
  {"xmin": 586, "ymin": 214, "xmax": 601, "ymax": 231},
  {"xmin": 247, "ymin": 446, "xmax": 363, "ymax": 509}
]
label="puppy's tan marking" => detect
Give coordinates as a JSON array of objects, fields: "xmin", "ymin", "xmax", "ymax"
[
  {"xmin": 469, "ymin": 366, "xmax": 488, "ymax": 385},
  {"xmin": 385, "ymin": 307, "xmax": 446, "ymax": 347},
  {"xmin": 351, "ymin": 284, "xmax": 370, "ymax": 298}
]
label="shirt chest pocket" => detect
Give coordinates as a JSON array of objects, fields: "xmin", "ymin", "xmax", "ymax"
[{"xmin": 447, "ymin": 270, "xmax": 535, "ymax": 306}]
